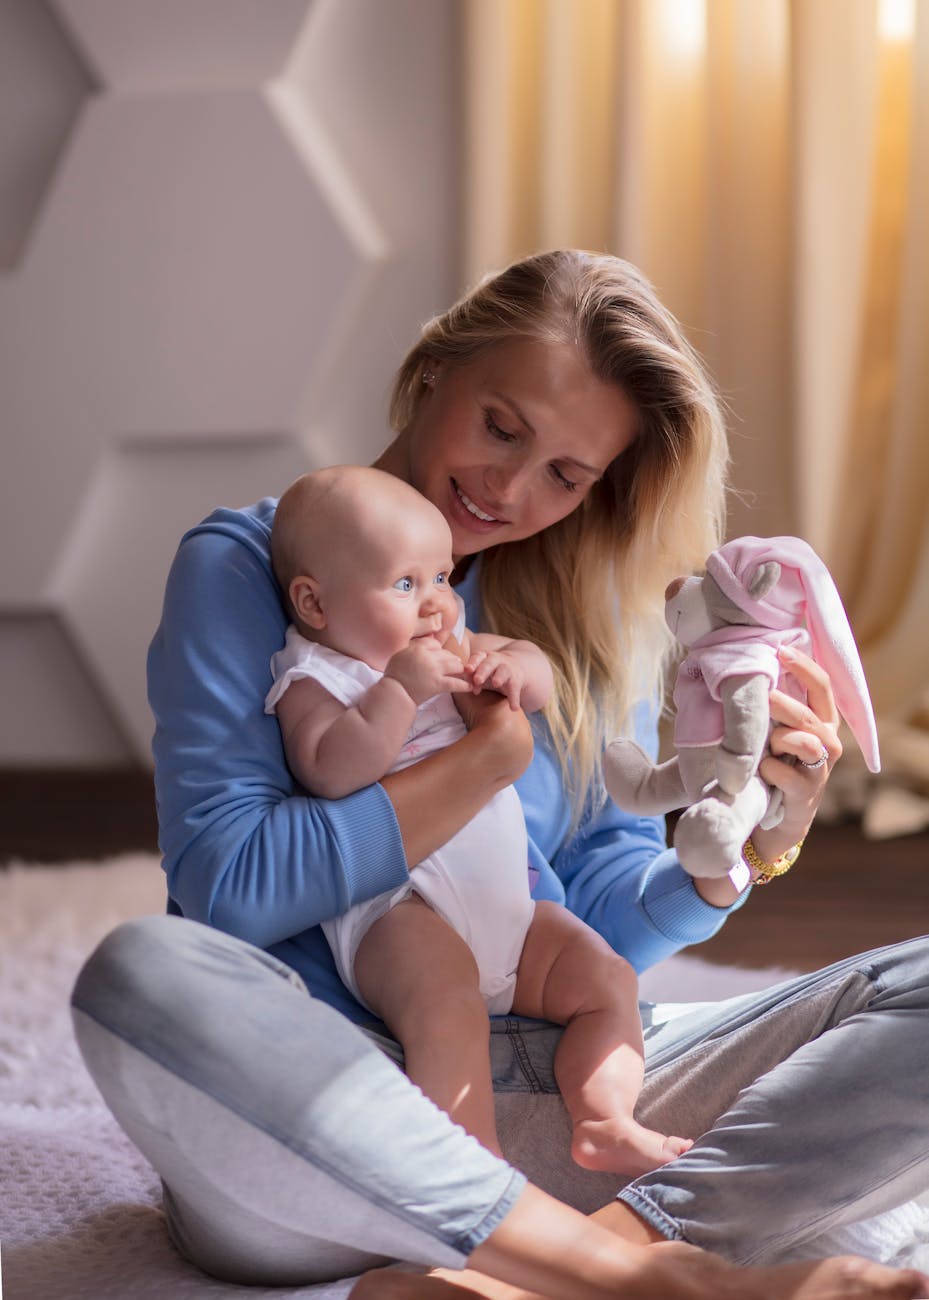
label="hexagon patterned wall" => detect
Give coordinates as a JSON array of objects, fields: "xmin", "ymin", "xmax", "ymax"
[{"xmin": 0, "ymin": 0, "xmax": 459, "ymax": 766}]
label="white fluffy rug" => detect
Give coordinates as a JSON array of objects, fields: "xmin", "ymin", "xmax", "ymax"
[{"xmin": 1, "ymin": 854, "xmax": 927, "ymax": 1298}]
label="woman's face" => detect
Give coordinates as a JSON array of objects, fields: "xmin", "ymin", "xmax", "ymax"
[{"xmin": 403, "ymin": 337, "xmax": 639, "ymax": 561}]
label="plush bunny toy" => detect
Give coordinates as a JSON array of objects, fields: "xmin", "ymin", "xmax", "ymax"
[{"xmin": 603, "ymin": 536, "xmax": 881, "ymax": 878}]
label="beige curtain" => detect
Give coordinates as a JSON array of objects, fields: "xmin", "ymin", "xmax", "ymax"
[{"xmin": 462, "ymin": 0, "xmax": 929, "ymax": 835}]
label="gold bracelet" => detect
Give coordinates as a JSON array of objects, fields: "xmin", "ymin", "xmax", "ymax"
[{"xmin": 742, "ymin": 836, "xmax": 805, "ymax": 885}]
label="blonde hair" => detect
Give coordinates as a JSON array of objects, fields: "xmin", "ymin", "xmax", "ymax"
[{"xmin": 391, "ymin": 251, "xmax": 729, "ymax": 820}]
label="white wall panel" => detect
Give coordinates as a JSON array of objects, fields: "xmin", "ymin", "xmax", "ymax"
[
  {"xmin": 55, "ymin": 0, "xmax": 311, "ymax": 89},
  {"xmin": 0, "ymin": 0, "xmax": 93, "ymax": 270},
  {"xmin": 48, "ymin": 436, "xmax": 314, "ymax": 755},
  {"xmin": 0, "ymin": 616, "xmax": 130, "ymax": 765},
  {"xmin": 0, "ymin": 0, "xmax": 459, "ymax": 765},
  {"xmin": 284, "ymin": 0, "xmax": 462, "ymax": 463}
]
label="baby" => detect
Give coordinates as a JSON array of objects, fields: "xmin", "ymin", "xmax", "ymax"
[{"xmin": 265, "ymin": 464, "xmax": 690, "ymax": 1176}]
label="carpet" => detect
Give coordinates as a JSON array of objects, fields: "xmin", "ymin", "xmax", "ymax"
[{"xmin": 1, "ymin": 853, "xmax": 927, "ymax": 1298}]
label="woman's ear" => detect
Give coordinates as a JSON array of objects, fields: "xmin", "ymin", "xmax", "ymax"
[{"xmin": 290, "ymin": 575, "xmax": 325, "ymax": 629}]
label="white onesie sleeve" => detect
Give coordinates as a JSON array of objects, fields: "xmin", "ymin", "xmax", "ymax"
[{"xmin": 264, "ymin": 626, "xmax": 380, "ymax": 714}]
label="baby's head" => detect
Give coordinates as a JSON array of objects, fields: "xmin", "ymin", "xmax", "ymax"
[{"xmin": 271, "ymin": 465, "xmax": 460, "ymax": 670}]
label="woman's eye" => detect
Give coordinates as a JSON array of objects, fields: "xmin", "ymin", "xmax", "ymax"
[
  {"xmin": 483, "ymin": 410, "xmax": 516, "ymax": 442},
  {"xmin": 551, "ymin": 464, "xmax": 579, "ymax": 493},
  {"xmin": 393, "ymin": 577, "xmax": 414, "ymax": 592}
]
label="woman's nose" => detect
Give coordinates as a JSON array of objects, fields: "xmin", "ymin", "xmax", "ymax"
[{"xmin": 485, "ymin": 459, "xmax": 528, "ymax": 503}]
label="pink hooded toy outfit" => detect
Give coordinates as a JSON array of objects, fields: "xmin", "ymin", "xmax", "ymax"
[{"xmin": 674, "ymin": 536, "xmax": 880, "ymax": 774}]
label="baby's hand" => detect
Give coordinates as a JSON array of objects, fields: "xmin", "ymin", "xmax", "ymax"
[
  {"xmin": 463, "ymin": 650, "xmax": 527, "ymax": 711},
  {"xmin": 384, "ymin": 640, "xmax": 468, "ymax": 705}
]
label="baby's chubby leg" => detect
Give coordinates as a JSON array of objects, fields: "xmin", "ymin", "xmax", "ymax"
[
  {"xmin": 354, "ymin": 897, "xmax": 501, "ymax": 1154},
  {"xmin": 511, "ymin": 902, "xmax": 692, "ymax": 1179}
]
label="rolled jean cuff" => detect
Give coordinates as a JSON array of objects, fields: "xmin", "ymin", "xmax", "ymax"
[
  {"xmin": 615, "ymin": 1187, "xmax": 685, "ymax": 1243},
  {"xmin": 459, "ymin": 1169, "xmax": 528, "ymax": 1255}
]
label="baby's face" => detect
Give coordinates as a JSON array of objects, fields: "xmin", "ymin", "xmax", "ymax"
[{"xmin": 321, "ymin": 500, "xmax": 460, "ymax": 671}]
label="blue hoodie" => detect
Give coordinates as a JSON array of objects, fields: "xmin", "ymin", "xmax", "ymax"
[{"xmin": 147, "ymin": 500, "xmax": 742, "ymax": 1024}]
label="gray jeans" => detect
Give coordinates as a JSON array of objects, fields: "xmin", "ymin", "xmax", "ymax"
[{"xmin": 71, "ymin": 916, "xmax": 929, "ymax": 1284}]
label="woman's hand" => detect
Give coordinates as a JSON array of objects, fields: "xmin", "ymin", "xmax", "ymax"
[
  {"xmin": 454, "ymin": 686, "xmax": 535, "ymax": 781},
  {"xmin": 693, "ymin": 646, "xmax": 842, "ymax": 907},
  {"xmin": 750, "ymin": 644, "xmax": 842, "ymax": 865}
]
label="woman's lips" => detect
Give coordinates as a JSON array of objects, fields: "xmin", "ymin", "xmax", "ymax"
[{"xmin": 448, "ymin": 478, "xmax": 507, "ymax": 531}]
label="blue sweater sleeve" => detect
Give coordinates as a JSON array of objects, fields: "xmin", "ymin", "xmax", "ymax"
[{"xmin": 147, "ymin": 502, "xmax": 409, "ymax": 951}]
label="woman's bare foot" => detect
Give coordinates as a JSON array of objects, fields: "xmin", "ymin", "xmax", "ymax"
[
  {"xmin": 641, "ymin": 1242, "xmax": 929, "ymax": 1300},
  {"xmin": 571, "ymin": 1113, "xmax": 693, "ymax": 1175},
  {"xmin": 349, "ymin": 1249, "xmax": 929, "ymax": 1300}
]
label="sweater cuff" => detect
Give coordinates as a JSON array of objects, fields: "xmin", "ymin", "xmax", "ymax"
[
  {"xmin": 640, "ymin": 848, "xmax": 749, "ymax": 945},
  {"xmin": 322, "ymin": 782, "xmax": 409, "ymax": 907}
]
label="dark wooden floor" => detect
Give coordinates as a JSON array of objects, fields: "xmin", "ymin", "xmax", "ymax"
[
  {"xmin": 0, "ymin": 767, "xmax": 159, "ymax": 865},
  {"xmin": 1, "ymin": 769, "xmax": 926, "ymax": 972},
  {"xmin": 692, "ymin": 818, "xmax": 929, "ymax": 972}
]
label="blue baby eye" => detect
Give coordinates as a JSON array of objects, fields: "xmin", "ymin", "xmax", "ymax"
[
  {"xmin": 434, "ymin": 573, "xmax": 448, "ymax": 586},
  {"xmin": 394, "ymin": 576, "xmax": 414, "ymax": 592}
]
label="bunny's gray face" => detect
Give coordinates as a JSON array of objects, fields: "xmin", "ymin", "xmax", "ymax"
[
  {"xmin": 664, "ymin": 570, "xmax": 764, "ymax": 645},
  {"xmin": 664, "ymin": 575, "xmax": 714, "ymax": 645}
]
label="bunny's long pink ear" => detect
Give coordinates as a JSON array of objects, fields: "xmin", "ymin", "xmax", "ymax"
[
  {"xmin": 792, "ymin": 543, "xmax": 881, "ymax": 773},
  {"xmin": 709, "ymin": 536, "xmax": 881, "ymax": 772}
]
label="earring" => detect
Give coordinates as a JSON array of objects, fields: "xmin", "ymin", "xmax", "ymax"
[{"xmin": 422, "ymin": 369, "xmax": 436, "ymax": 387}]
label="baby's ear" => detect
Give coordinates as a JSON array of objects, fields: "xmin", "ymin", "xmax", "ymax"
[{"xmin": 290, "ymin": 576, "xmax": 326, "ymax": 629}]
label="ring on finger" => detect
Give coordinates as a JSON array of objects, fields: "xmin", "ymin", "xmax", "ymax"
[{"xmin": 798, "ymin": 747, "xmax": 829, "ymax": 771}]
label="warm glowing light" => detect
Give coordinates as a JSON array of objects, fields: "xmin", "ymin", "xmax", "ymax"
[
  {"xmin": 660, "ymin": 0, "xmax": 707, "ymax": 64},
  {"xmin": 878, "ymin": 0, "xmax": 916, "ymax": 43}
]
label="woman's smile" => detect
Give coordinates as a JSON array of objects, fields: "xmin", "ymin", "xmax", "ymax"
[{"xmin": 449, "ymin": 478, "xmax": 509, "ymax": 529}]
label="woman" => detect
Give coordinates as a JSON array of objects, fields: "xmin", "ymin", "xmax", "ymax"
[{"xmin": 71, "ymin": 251, "xmax": 929, "ymax": 1299}]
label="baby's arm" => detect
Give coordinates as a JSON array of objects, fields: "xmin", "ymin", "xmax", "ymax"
[
  {"xmin": 460, "ymin": 630, "xmax": 554, "ymax": 713},
  {"xmin": 274, "ymin": 641, "xmax": 468, "ymax": 800}
]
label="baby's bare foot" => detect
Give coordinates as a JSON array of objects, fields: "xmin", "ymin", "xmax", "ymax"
[{"xmin": 571, "ymin": 1115, "xmax": 693, "ymax": 1176}]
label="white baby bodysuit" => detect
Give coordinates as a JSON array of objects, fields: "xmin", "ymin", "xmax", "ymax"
[{"xmin": 265, "ymin": 613, "xmax": 533, "ymax": 1015}]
